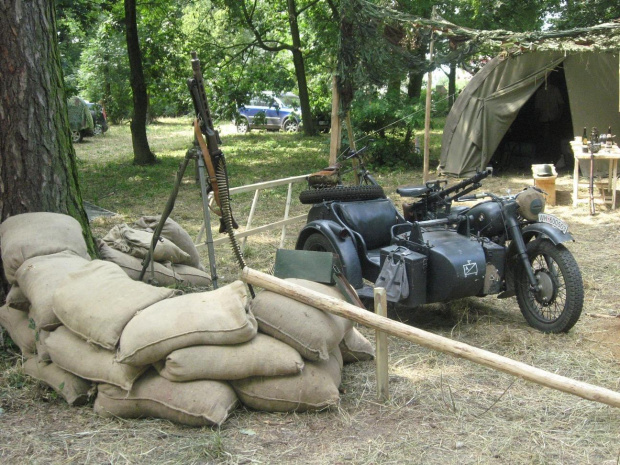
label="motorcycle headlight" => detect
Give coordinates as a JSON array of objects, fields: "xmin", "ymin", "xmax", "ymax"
[{"xmin": 516, "ymin": 187, "xmax": 546, "ymax": 221}]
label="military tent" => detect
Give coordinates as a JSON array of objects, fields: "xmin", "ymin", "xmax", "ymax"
[{"xmin": 439, "ymin": 50, "xmax": 620, "ymax": 177}]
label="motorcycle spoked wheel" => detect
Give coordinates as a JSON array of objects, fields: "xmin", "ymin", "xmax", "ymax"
[
  {"xmin": 299, "ymin": 185, "xmax": 385, "ymax": 204},
  {"xmin": 515, "ymin": 239, "xmax": 584, "ymax": 333}
]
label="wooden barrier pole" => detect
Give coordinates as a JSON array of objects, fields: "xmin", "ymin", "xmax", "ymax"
[
  {"xmin": 374, "ymin": 287, "xmax": 389, "ymax": 402},
  {"xmin": 242, "ymin": 267, "xmax": 620, "ymax": 409}
]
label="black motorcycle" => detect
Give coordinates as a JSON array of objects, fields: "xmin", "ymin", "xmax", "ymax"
[{"xmin": 296, "ymin": 166, "xmax": 584, "ymax": 333}]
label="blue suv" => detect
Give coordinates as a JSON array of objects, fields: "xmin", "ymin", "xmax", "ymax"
[{"xmin": 236, "ymin": 92, "xmax": 301, "ymax": 133}]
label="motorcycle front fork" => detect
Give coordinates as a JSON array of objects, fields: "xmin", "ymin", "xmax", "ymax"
[{"xmin": 505, "ymin": 216, "xmax": 541, "ymax": 292}]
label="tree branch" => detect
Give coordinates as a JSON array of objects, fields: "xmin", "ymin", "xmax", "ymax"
[
  {"xmin": 297, "ymin": 0, "xmax": 320, "ymax": 17},
  {"xmin": 240, "ymin": 0, "xmax": 293, "ymax": 52}
]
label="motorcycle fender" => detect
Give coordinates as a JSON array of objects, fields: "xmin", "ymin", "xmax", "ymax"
[
  {"xmin": 295, "ymin": 220, "xmax": 363, "ymax": 289},
  {"xmin": 502, "ymin": 225, "xmax": 574, "ymax": 299},
  {"xmin": 521, "ymin": 223, "xmax": 574, "ymax": 246}
]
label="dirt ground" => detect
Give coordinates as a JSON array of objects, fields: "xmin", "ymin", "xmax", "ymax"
[{"xmin": 1, "ymin": 171, "xmax": 619, "ymax": 464}]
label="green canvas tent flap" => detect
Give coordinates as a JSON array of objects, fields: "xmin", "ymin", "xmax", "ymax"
[{"xmin": 439, "ymin": 51, "xmax": 620, "ymax": 177}]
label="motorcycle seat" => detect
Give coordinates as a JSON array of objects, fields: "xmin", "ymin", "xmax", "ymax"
[
  {"xmin": 335, "ymin": 199, "xmax": 399, "ymax": 252},
  {"xmin": 396, "ymin": 185, "xmax": 430, "ymax": 198}
]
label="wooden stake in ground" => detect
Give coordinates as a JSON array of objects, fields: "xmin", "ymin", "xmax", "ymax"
[
  {"xmin": 374, "ymin": 287, "xmax": 389, "ymax": 402},
  {"xmin": 242, "ymin": 267, "xmax": 620, "ymax": 409}
]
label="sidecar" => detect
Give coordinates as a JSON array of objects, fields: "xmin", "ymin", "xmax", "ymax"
[{"xmin": 295, "ymin": 197, "xmax": 504, "ymax": 307}]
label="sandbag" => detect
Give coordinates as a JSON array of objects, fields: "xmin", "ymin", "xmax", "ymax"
[
  {"xmin": 0, "ymin": 304, "xmax": 36, "ymax": 356},
  {"xmin": 98, "ymin": 238, "xmax": 175, "ymax": 283},
  {"xmin": 94, "ymin": 369, "xmax": 238, "ymax": 427},
  {"xmin": 35, "ymin": 329, "xmax": 51, "ymax": 362},
  {"xmin": 53, "ymin": 260, "xmax": 177, "ymax": 350},
  {"xmin": 155, "ymin": 333, "xmax": 304, "ymax": 382},
  {"xmin": 250, "ymin": 278, "xmax": 353, "ymax": 361},
  {"xmin": 46, "ymin": 326, "xmax": 147, "ymax": 390},
  {"xmin": 340, "ymin": 327, "xmax": 375, "ymax": 363},
  {"xmin": 117, "ymin": 281, "xmax": 256, "ymax": 366},
  {"xmin": 0, "ymin": 212, "xmax": 90, "ymax": 283},
  {"xmin": 231, "ymin": 350, "xmax": 343, "ymax": 413},
  {"xmin": 134, "ymin": 216, "xmax": 205, "ymax": 271},
  {"xmin": 98, "ymin": 240, "xmax": 211, "ymax": 288},
  {"xmin": 5, "ymin": 285, "xmax": 29, "ymax": 311},
  {"xmin": 169, "ymin": 264, "xmax": 211, "ymax": 287},
  {"xmin": 102, "ymin": 224, "xmax": 190, "ymax": 264},
  {"xmin": 16, "ymin": 251, "xmax": 90, "ymax": 330},
  {"xmin": 23, "ymin": 358, "xmax": 93, "ymax": 406}
]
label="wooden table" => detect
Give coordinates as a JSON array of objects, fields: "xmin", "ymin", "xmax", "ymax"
[{"xmin": 570, "ymin": 141, "xmax": 620, "ymax": 209}]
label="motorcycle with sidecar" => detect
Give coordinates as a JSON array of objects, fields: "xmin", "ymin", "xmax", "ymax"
[{"xmin": 296, "ymin": 167, "xmax": 584, "ymax": 333}]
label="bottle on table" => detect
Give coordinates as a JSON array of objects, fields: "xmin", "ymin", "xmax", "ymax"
[{"xmin": 582, "ymin": 127, "xmax": 588, "ymax": 153}]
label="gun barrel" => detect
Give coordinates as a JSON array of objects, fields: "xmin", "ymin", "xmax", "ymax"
[{"xmin": 431, "ymin": 168, "xmax": 492, "ymax": 201}]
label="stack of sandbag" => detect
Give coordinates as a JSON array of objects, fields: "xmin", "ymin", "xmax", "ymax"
[
  {"xmin": 99, "ymin": 215, "xmax": 210, "ymax": 288},
  {"xmin": 1, "ymin": 213, "xmax": 376, "ymax": 426},
  {"xmin": 149, "ymin": 278, "xmax": 375, "ymax": 413},
  {"xmin": 0, "ymin": 212, "xmax": 95, "ymax": 405},
  {"xmin": 92, "ymin": 280, "xmax": 256, "ymax": 426}
]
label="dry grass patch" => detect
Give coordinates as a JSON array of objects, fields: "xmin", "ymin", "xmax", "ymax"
[{"xmin": 1, "ymin": 121, "xmax": 619, "ymax": 464}]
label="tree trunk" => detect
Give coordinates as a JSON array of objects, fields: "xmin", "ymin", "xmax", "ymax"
[
  {"xmin": 407, "ymin": 70, "xmax": 424, "ymax": 100},
  {"xmin": 0, "ymin": 0, "xmax": 97, "ymax": 299},
  {"xmin": 124, "ymin": 0, "xmax": 156, "ymax": 165},
  {"xmin": 448, "ymin": 62, "xmax": 456, "ymax": 110},
  {"xmin": 287, "ymin": 0, "xmax": 315, "ymax": 136}
]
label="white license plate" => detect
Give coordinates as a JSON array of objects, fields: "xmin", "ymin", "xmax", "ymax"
[{"xmin": 538, "ymin": 213, "xmax": 568, "ymax": 234}]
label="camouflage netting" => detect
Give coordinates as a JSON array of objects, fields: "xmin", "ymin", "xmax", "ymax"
[{"xmin": 336, "ymin": 0, "xmax": 620, "ymax": 111}]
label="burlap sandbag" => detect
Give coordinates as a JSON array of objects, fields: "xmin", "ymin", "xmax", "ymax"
[
  {"xmin": 117, "ymin": 281, "xmax": 256, "ymax": 366},
  {"xmin": 231, "ymin": 350, "xmax": 343, "ymax": 413},
  {"xmin": 16, "ymin": 251, "xmax": 91, "ymax": 330},
  {"xmin": 0, "ymin": 212, "xmax": 90, "ymax": 283},
  {"xmin": 340, "ymin": 327, "xmax": 375, "ymax": 363},
  {"xmin": 98, "ymin": 238, "xmax": 175, "ymax": 282},
  {"xmin": 94, "ymin": 369, "xmax": 238, "ymax": 427},
  {"xmin": 0, "ymin": 304, "xmax": 36, "ymax": 356},
  {"xmin": 155, "ymin": 333, "xmax": 304, "ymax": 382},
  {"xmin": 102, "ymin": 224, "xmax": 190, "ymax": 264},
  {"xmin": 134, "ymin": 216, "xmax": 205, "ymax": 271},
  {"xmin": 23, "ymin": 358, "xmax": 93, "ymax": 406},
  {"xmin": 6, "ymin": 285, "xmax": 29, "ymax": 311},
  {"xmin": 53, "ymin": 260, "xmax": 177, "ymax": 350},
  {"xmin": 250, "ymin": 278, "xmax": 353, "ymax": 361},
  {"xmin": 98, "ymin": 240, "xmax": 211, "ymax": 288},
  {"xmin": 35, "ymin": 329, "xmax": 51, "ymax": 362},
  {"xmin": 46, "ymin": 326, "xmax": 147, "ymax": 390},
  {"xmin": 169, "ymin": 264, "xmax": 211, "ymax": 287}
]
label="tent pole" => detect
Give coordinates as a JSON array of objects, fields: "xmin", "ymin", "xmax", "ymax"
[
  {"xmin": 423, "ymin": 7, "xmax": 436, "ymax": 183},
  {"xmin": 329, "ymin": 75, "xmax": 341, "ymax": 166}
]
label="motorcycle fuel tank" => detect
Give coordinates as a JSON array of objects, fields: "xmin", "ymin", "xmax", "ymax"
[
  {"xmin": 467, "ymin": 200, "xmax": 505, "ymax": 237},
  {"xmin": 423, "ymin": 230, "xmax": 486, "ymax": 303}
]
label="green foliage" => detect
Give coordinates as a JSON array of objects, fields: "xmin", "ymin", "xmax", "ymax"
[
  {"xmin": 365, "ymin": 136, "xmax": 424, "ymax": 170},
  {"xmin": 77, "ymin": 19, "xmax": 132, "ymax": 123},
  {"xmin": 547, "ymin": 0, "xmax": 619, "ymax": 29},
  {"xmin": 349, "ymin": 91, "xmax": 425, "ymax": 167}
]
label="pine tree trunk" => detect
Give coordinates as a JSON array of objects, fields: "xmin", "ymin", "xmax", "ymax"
[
  {"xmin": 0, "ymin": 0, "xmax": 97, "ymax": 299},
  {"xmin": 125, "ymin": 0, "xmax": 156, "ymax": 165}
]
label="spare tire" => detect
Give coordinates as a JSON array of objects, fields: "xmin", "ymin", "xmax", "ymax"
[{"xmin": 299, "ymin": 185, "xmax": 385, "ymax": 204}]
